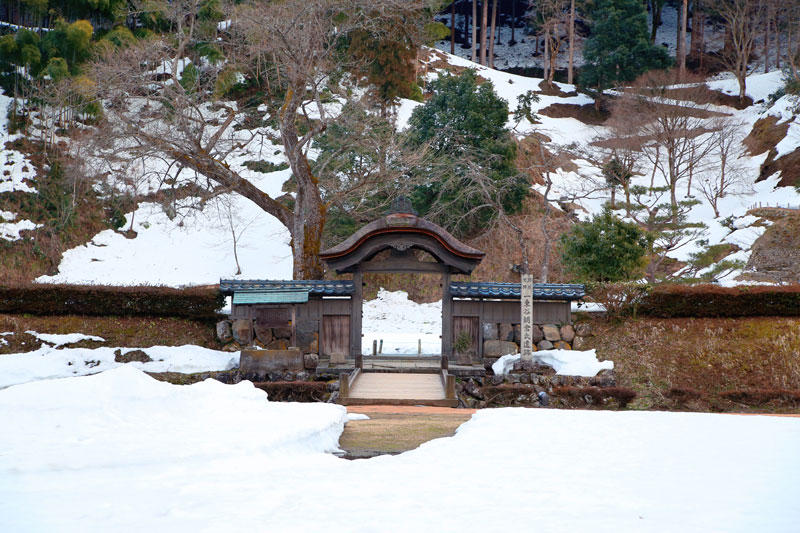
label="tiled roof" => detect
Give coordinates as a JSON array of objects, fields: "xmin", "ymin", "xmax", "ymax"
[
  {"xmin": 232, "ymin": 290, "xmax": 310, "ymax": 304},
  {"xmin": 449, "ymin": 282, "xmax": 585, "ymax": 300},
  {"xmin": 220, "ymin": 279, "xmax": 354, "ymax": 296}
]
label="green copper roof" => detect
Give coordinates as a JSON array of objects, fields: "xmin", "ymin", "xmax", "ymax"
[{"xmin": 232, "ymin": 290, "xmax": 309, "ymax": 304}]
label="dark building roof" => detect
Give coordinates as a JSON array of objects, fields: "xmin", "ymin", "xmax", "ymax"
[
  {"xmin": 221, "ymin": 279, "xmax": 584, "ymax": 301},
  {"xmin": 449, "ymin": 282, "xmax": 585, "ymax": 300},
  {"xmin": 319, "ymin": 212, "xmax": 485, "ymax": 275},
  {"xmin": 220, "ymin": 279, "xmax": 354, "ymax": 297}
]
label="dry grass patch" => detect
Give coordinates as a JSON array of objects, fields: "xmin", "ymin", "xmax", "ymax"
[
  {"xmin": 0, "ymin": 314, "xmax": 219, "ymax": 354},
  {"xmin": 338, "ymin": 411, "xmax": 472, "ymax": 457},
  {"xmin": 581, "ymin": 317, "xmax": 800, "ymax": 412}
]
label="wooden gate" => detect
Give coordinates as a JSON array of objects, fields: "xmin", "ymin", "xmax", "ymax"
[
  {"xmin": 322, "ymin": 314, "xmax": 350, "ymax": 364},
  {"xmin": 452, "ymin": 316, "xmax": 479, "ymax": 364}
]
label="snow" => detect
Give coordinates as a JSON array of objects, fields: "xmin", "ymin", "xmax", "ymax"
[
  {"xmin": 25, "ymin": 331, "xmax": 105, "ymax": 347},
  {"xmin": 705, "ymin": 70, "xmax": 786, "ymax": 103},
  {"xmin": 36, "ymin": 200, "xmax": 293, "ymax": 286},
  {"xmin": 492, "ymin": 349, "xmax": 613, "ymax": 378},
  {"xmin": 0, "ymin": 215, "xmax": 40, "ymax": 241},
  {"xmin": 1, "ymin": 368, "xmax": 798, "ymax": 532},
  {"xmin": 346, "ymin": 413, "xmax": 370, "ymax": 422},
  {"xmin": 0, "ymin": 92, "xmax": 38, "ymax": 194},
  {"xmin": 0, "ymin": 344, "xmax": 238, "ymax": 389},
  {"xmin": 362, "ymin": 289, "xmax": 442, "ymax": 355}
]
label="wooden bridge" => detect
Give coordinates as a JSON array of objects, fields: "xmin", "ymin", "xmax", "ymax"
[{"xmin": 339, "ymin": 368, "xmax": 458, "ymax": 407}]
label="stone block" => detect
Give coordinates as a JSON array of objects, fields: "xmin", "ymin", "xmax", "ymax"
[
  {"xmin": 272, "ymin": 327, "xmax": 292, "ymax": 340},
  {"xmin": 572, "ymin": 336, "xmax": 588, "ymax": 350},
  {"xmin": 254, "ymin": 323, "xmax": 273, "ymax": 345},
  {"xmin": 303, "ymin": 353, "xmax": 319, "ymax": 370},
  {"xmin": 483, "ymin": 340, "xmax": 518, "ymax": 357},
  {"xmin": 537, "ymin": 339, "xmax": 554, "ymax": 350},
  {"xmin": 267, "ymin": 338, "xmax": 289, "ymax": 350},
  {"xmin": 239, "ymin": 348, "xmax": 304, "ymax": 379},
  {"xmin": 575, "ymin": 322, "xmax": 593, "ymax": 337},
  {"xmin": 513, "ymin": 324, "xmax": 521, "ymax": 343},
  {"xmin": 559, "ymin": 324, "xmax": 575, "ymax": 343},
  {"xmin": 114, "ymin": 349, "xmax": 152, "ymax": 363},
  {"xmin": 216, "ymin": 320, "xmax": 233, "ymax": 343},
  {"xmin": 232, "ymin": 319, "xmax": 253, "ymax": 345},
  {"xmin": 499, "ymin": 323, "xmax": 515, "ymax": 342},
  {"xmin": 296, "ymin": 324, "xmax": 318, "ymax": 353},
  {"xmin": 542, "ymin": 324, "xmax": 561, "ymax": 342},
  {"xmin": 482, "ymin": 322, "xmax": 498, "ymax": 341},
  {"xmin": 554, "ymin": 340, "xmax": 571, "ymax": 350},
  {"xmin": 531, "ymin": 324, "xmax": 544, "ymax": 343}
]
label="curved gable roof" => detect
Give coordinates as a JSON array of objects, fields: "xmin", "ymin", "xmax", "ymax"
[{"xmin": 320, "ymin": 213, "xmax": 485, "ymax": 274}]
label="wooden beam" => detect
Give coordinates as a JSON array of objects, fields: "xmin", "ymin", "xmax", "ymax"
[
  {"xmin": 441, "ymin": 272, "xmax": 452, "ymax": 368},
  {"xmin": 359, "ymin": 258, "xmax": 447, "ymax": 273},
  {"xmin": 350, "ymin": 271, "xmax": 363, "ymax": 367}
]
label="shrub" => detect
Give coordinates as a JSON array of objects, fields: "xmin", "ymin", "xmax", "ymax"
[
  {"xmin": 552, "ymin": 385, "xmax": 637, "ymax": 408},
  {"xmin": 251, "ymin": 381, "xmax": 328, "ymax": 402},
  {"xmin": 638, "ymin": 284, "xmax": 800, "ymax": 318},
  {"xmin": 588, "ymin": 281, "xmax": 651, "ymax": 318},
  {"xmin": 0, "ymin": 284, "xmax": 224, "ymax": 319},
  {"xmin": 719, "ymin": 389, "xmax": 800, "ymax": 405}
]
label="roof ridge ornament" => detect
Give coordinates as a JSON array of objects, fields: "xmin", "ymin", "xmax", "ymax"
[{"xmin": 386, "ymin": 196, "xmax": 417, "ymax": 216}]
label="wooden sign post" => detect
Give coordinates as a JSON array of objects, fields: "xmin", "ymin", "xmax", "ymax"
[{"xmin": 520, "ymin": 274, "xmax": 534, "ymax": 362}]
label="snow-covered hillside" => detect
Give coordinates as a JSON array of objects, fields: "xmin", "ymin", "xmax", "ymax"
[
  {"xmin": 1, "ymin": 367, "xmax": 798, "ymax": 532},
  {"xmin": 2, "ymin": 48, "xmax": 799, "ymax": 286}
]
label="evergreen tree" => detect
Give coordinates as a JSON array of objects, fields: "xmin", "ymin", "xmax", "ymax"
[
  {"xmin": 405, "ymin": 70, "xmax": 526, "ymax": 237},
  {"xmin": 580, "ymin": 0, "xmax": 672, "ymax": 90},
  {"xmin": 560, "ymin": 209, "xmax": 652, "ymax": 282}
]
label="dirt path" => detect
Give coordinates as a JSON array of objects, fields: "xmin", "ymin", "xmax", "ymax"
[{"xmin": 339, "ymin": 406, "xmax": 476, "ymax": 459}]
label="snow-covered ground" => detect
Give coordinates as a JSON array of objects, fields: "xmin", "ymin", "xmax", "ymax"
[
  {"xmin": 0, "ymin": 341, "xmax": 237, "ymax": 389},
  {"xmin": 362, "ymin": 289, "xmax": 442, "ymax": 355},
  {"xmin": 493, "ymin": 349, "xmax": 613, "ymax": 377},
  {"xmin": 1, "ymin": 367, "xmax": 798, "ymax": 532}
]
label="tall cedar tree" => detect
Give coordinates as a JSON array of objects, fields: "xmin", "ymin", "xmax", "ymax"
[
  {"xmin": 581, "ymin": 0, "xmax": 672, "ymax": 90},
  {"xmin": 405, "ymin": 70, "xmax": 526, "ymax": 237},
  {"xmin": 560, "ymin": 209, "xmax": 652, "ymax": 282}
]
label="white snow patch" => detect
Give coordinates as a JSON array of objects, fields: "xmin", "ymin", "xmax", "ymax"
[
  {"xmin": 362, "ymin": 289, "xmax": 442, "ymax": 355},
  {"xmin": 492, "ymin": 350, "xmax": 613, "ymax": 377},
  {"xmin": 25, "ymin": 331, "xmax": 105, "ymax": 347},
  {"xmin": 37, "ymin": 199, "xmax": 293, "ymax": 286},
  {"xmin": 0, "ymin": 344, "xmax": 238, "ymax": 389},
  {"xmin": 1, "ymin": 375, "xmax": 798, "ymax": 532},
  {"xmin": 346, "ymin": 413, "xmax": 370, "ymax": 422}
]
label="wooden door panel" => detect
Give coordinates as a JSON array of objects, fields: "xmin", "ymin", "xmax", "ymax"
[{"xmin": 322, "ymin": 314, "xmax": 350, "ymax": 363}]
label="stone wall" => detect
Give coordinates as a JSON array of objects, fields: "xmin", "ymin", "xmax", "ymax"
[
  {"xmin": 457, "ymin": 366, "xmax": 620, "ymax": 409},
  {"xmin": 481, "ymin": 320, "xmax": 594, "ymax": 360},
  {"xmin": 216, "ymin": 318, "xmax": 319, "ymax": 354}
]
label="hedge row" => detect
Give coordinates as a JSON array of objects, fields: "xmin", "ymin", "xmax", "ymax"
[
  {"xmin": 637, "ymin": 284, "xmax": 800, "ymax": 318},
  {"xmin": 0, "ymin": 284, "xmax": 224, "ymax": 319}
]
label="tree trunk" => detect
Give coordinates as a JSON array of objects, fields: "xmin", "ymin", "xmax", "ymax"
[
  {"xmin": 451, "ymin": 2, "xmax": 455, "ymax": 55},
  {"xmin": 679, "ymin": 0, "xmax": 688, "ymax": 78},
  {"xmin": 471, "ymin": 0, "xmax": 477, "ymax": 62},
  {"xmin": 568, "ymin": 0, "xmax": 575, "ymax": 84},
  {"xmin": 544, "ymin": 26, "xmax": 551, "ymax": 82},
  {"xmin": 488, "ymin": 0, "xmax": 498, "ymax": 68},
  {"xmin": 764, "ymin": 3, "xmax": 770, "ymax": 72},
  {"xmin": 480, "ymin": 0, "xmax": 489, "ymax": 65},
  {"xmin": 775, "ymin": 11, "xmax": 781, "ymax": 69},
  {"xmin": 690, "ymin": 6, "xmax": 705, "ymax": 66},
  {"xmin": 511, "ymin": 0, "xmax": 516, "ymax": 43},
  {"xmin": 651, "ymin": 0, "xmax": 663, "ymax": 44},
  {"xmin": 279, "ymin": 88, "xmax": 326, "ymax": 279}
]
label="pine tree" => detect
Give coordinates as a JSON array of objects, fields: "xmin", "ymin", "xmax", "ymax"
[{"xmin": 580, "ymin": 0, "xmax": 672, "ymax": 90}]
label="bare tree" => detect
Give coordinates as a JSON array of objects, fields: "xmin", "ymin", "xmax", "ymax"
[
  {"xmin": 696, "ymin": 118, "xmax": 749, "ymax": 217},
  {"xmin": 73, "ymin": 0, "xmax": 425, "ymax": 280},
  {"xmin": 713, "ymin": 0, "xmax": 766, "ymax": 103},
  {"xmin": 567, "ymin": 0, "xmax": 575, "ymax": 84},
  {"xmin": 613, "ymin": 72, "xmax": 724, "ymax": 217}
]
